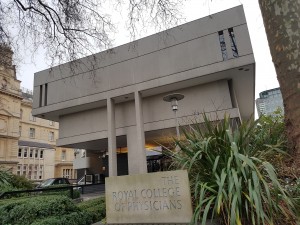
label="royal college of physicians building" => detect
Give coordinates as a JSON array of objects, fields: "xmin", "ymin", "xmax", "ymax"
[{"xmin": 33, "ymin": 6, "xmax": 255, "ymax": 178}]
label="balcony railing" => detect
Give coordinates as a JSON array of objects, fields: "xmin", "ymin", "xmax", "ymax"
[{"xmin": 21, "ymin": 87, "xmax": 33, "ymax": 95}]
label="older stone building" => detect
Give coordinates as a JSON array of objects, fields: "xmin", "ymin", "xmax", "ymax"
[
  {"xmin": 0, "ymin": 46, "xmax": 76, "ymax": 181},
  {"xmin": 0, "ymin": 46, "xmax": 21, "ymax": 169}
]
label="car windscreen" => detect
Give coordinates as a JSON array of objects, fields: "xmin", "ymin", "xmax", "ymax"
[{"xmin": 39, "ymin": 178, "xmax": 55, "ymax": 187}]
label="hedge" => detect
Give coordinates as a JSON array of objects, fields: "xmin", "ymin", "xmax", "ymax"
[
  {"xmin": 78, "ymin": 197, "xmax": 106, "ymax": 222},
  {"xmin": 0, "ymin": 195, "xmax": 80, "ymax": 225},
  {"xmin": 0, "ymin": 194, "xmax": 106, "ymax": 225},
  {"xmin": 30, "ymin": 211, "xmax": 94, "ymax": 225}
]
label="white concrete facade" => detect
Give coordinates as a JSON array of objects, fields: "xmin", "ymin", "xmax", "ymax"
[{"xmin": 33, "ymin": 6, "xmax": 255, "ymax": 176}]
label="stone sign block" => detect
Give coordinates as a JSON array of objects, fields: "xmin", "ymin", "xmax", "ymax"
[{"xmin": 105, "ymin": 170, "xmax": 193, "ymax": 224}]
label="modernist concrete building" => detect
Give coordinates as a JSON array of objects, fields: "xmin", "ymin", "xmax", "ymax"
[
  {"xmin": 33, "ymin": 6, "xmax": 255, "ymax": 177},
  {"xmin": 256, "ymin": 87, "xmax": 283, "ymax": 116},
  {"xmin": 0, "ymin": 46, "xmax": 76, "ymax": 181}
]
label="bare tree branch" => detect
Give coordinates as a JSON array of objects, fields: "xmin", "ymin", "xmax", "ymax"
[{"xmin": 0, "ymin": 0, "xmax": 184, "ymax": 67}]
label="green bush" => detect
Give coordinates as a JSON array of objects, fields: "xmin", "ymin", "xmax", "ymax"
[
  {"xmin": 78, "ymin": 197, "xmax": 106, "ymax": 222},
  {"xmin": 72, "ymin": 189, "xmax": 81, "ymax": 199},
  {"xmin": 0, "ymin": 183, "xmax": 15, "ymax": 193},
  {"xmin": 169, "ymin": 114, "xmax": 297, "ymax": 225},
  {"xmin": 10, "ymin": 174, "xmax": 34, "ymax": 190},
  {"xmin": 0, "ymin": 168, "xmax": 12, "ymax": 186},
  {"xmin": 30, "ymin": 211, "xmax": 94, "ymax": 225},
  {"xmin": 0, "ymin": 195, "xmax": 80, "ymax": 225},
  {"xmin": 0, "ymin": 184, "xmax": 32, "ymax": 199},
  {"xmin": 0, "ymin": 168, "xmax": 33, "ymax": 193}
]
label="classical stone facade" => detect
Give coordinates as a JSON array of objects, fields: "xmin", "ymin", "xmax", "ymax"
[
  {"xmin": 0, "ymin": 46, "xmax": 76, "ymax": 181},
  {"xmin": 54, "ymin": 147, "xmax": 76, "ymax": 179},
  {"xmin": 0, "ymin": 46, "xmax": 21, "ymax": 170}
]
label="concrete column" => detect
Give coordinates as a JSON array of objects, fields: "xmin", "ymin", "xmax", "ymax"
[
  {"xmin": 127, "ymin": 92, "xmax": 147, "ymax": 175},
  {"xmin": 107, "ymin": 98, "xmax": 117, "ymax": 176}
]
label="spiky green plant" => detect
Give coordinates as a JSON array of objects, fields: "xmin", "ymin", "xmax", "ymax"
[
  {"xmin": 169, "ymin": 114, "xmax": 297, "ymax": 225},
  {"xmin": 0, "ymin": 167, "xmax": 11, "ymax": 186}
]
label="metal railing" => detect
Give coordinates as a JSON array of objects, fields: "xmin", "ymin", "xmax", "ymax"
[
  {"xmin": 21, "ymin": 87, "xmax": 33, "ymax": 95},
  {"xmin": 77, "ymin": 174, "xmax": 105, "ymax": 185},
  {"xmin": 0, "ymin": 183, "xmax": 105, "ymax": 200}
]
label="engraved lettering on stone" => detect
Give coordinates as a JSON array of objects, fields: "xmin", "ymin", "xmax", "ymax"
[{"xmin": 106, "ymin": 170, "xmax": 193, "ymax": 224}]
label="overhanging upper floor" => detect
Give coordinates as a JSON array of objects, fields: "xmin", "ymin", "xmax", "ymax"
[{"xmin": 32, "ymin": 5, "xmax": 255, "ymax": 123}]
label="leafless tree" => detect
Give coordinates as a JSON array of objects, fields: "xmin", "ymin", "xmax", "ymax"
[{"xmin": 0, "ymin": 0, "xmax": 183, "ymax": 66}]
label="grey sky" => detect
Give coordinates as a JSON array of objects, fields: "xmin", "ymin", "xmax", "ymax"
[{"xmin": 17, "ymin": 0, "xmax": 278, "ymax": 101}]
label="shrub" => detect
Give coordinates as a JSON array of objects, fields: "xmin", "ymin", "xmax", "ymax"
[
  {"xmin": 169, "ymin": 114, "xmax": 297, "ymax": 225},
  {"xmin": 0, "ymin": 195, "xmax": 80, "ymax": 225},
  {"xmin": 72, "ymin": 189, "xmax": 81, "ymax": 199},
  {"xmin": 0, "ymin": 168, "xmax": 12, "ymax": 186},
  {"xmin": 10, "ymin": 174, "xmax": 34, "ymax": 190},
  {"xmin": 30, "ymin": 211, "xmax": 94, "ymax": 225},
  {"xmin": 0, "ymin": 183, "xmax": 15, "ymax": 193},
  {"xmin": 0, "ymin": 168, "xmax": 33, "ymax": 193},
  {"xmin": 78, "ymin": 197, "xmax": 106, "ymax": 222}
]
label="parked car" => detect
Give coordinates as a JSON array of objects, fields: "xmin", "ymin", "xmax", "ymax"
[{"xmin": 36, "ymin": 178, "xmax": 70, "ymax": 189}]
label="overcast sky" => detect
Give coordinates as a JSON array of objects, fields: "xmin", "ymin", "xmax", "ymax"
[{"xmin": 17, "ymin": 0, "xmax": 279, "ymax": 100}]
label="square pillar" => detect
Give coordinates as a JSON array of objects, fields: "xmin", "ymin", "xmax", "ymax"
[
  {"xmin": 127, "ymin": 91, "xmax": 147, "ymax": 175},
  {"xmin": 107, "ymin": 98, "xmax": 117, "ymax": 176}
]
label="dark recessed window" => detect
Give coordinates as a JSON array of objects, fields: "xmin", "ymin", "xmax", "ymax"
[
  {"xmin": 228, "ymin": 28, "xmax": 239, "ymax": 58},
  {"xmin": 39, "ymin": 85, "xmax": 43, "ymax": 107},
  {"xmin": 18, "ymin": 148, "xmax": 22, "ymax": 158},
  {"xmin": 44, "ymin": 83, "xmax": 48, "ymax": 106},
  {"xmin": 218, "ymin": 30, "xmax": 228, "ymax": 61}
]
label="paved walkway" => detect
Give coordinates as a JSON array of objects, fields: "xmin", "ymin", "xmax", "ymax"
[{"xmin": 81, "ymin": 192, "xmax": 104, "ymax": 201}]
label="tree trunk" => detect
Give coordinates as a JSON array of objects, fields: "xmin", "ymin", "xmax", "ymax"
[{"xmin": 258, "ymin": 1, "xmax": 300, "ymax": 174}]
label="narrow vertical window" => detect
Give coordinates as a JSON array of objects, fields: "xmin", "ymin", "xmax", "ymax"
[
  {"xmin": 18, "ymin": 148, "xmax": 23, "ymax": 158},
  {"xmin": 23, "ymin": 148, "xmax": 28, "ymax": 158},
  {"xmin": 35, "ymin": 149, "xmax": 38, "ymax": 158},
  {"xmin": 22, "ymin": 165, "xmax": 27, "ymax": 176},
  {"xmin": 44, "ymin": 83, "xmax": 48, "ymax": 106},
  {"xmin": 39, "ymin": 85, "xmax": 43, "ymax": 107},
  {"xmin": 228, "ymin": 28, "xmax": 239, "ymax": 58},
  {"xmin": 30, "ymin": 149, "xmax": 33, "ymax": 158},
  {"xmin": 17, "ymin": 165, "xmax": 21, "ymax": 176},
  {"xmin": 39, "ymin": 165, "xmax": 43, "ymax": 179},
  {"xmin": 34, "ymin": 165, "xmax": 38, "ymax": 180},
  {"xmin": 49, "ymin": 131, "xmax": 54, "ymax": 141},
  {"xmin": 28, "ymin": 165, "xmax": 32, "ymax": 179},
  {"xmin": 218, "ymin": 30, "xmax": 227, "ymax": 61},
  {"xmin": 29, "ymin": 128, "xmax": 35, "ymax": 138},
  {"xmin": 40, "ymin": 150, "xmax": 44, "ymax": 159},
  {"xmin": 61, "ymin": 150, "xmax": 66, "ymax": 161}
]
